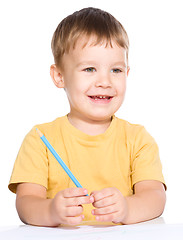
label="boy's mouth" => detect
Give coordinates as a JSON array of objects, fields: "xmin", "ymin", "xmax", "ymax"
[{"xmin": 88, "ymin": 95, "xmax": 113, "ymax": 101}]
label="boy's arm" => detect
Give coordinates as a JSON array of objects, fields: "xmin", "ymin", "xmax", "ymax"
[
  {"xmin": 16, "ymin": 183, "xmax": 53, "ymax": 226},
  {"xmin": 16, "ymin": 183, "xmax": 94, "ymax": 227},
  {"xmin": 91, "ymin": 180, "xmax": 166, "ymax": 224},
  {"xmin": 124, "ymin": 180, "xmax": 166, "ymax": 224}
]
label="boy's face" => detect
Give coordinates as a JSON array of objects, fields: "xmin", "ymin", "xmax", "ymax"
[{"xmin": 53, "ymin": 36, "xmax": 129, "ymax": 123}]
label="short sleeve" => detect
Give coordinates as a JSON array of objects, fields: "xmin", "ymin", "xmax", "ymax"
[
  {"xmin": 8, "ymin": 126, "xmax": 48, "ymax": 193},
  {"xmin": 130, "ymin": 127, "xmax": 166, "ymax": 189}
]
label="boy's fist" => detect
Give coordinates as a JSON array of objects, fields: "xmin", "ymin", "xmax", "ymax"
[
  {"xmin": 50, "ymin": 188, "xmax": 94, "ymax": 226},
  {"xmin": 91, "ymin": 187, "xmax": 128, "ymax": 223}
]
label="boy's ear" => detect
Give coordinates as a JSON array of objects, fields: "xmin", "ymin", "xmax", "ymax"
[
  {"xmin": 126, "ymin": 66, "xmax": 130, "ymax": 76},
  {"xmin": 50, "ymin": 64, "xmax": 64, "ymax": 88}
]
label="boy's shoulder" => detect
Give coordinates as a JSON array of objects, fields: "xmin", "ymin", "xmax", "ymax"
[
  {"xmin": 36, "ymin": 116, "xmax": 64, "ymax": 130},
  {"xmin": 115, "ymin": 116, "xmax": 154, "ymax": 144},
  {"xmin": 115, "ymin": 116, "xmax": 144, "ymax": 133},
  {"xmin": 26, "ymin": 116, "xmax": 66, "ymax": 140}
]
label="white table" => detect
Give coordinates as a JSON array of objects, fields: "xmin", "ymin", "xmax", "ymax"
[{"xmin": 0, "ymin": 218, "xmax": 183, "ymax": 240}]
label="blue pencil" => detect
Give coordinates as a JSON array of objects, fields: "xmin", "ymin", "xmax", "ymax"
[{"xmin": 36, "ymin": 128, "xmax": 88, "ymax": 195}]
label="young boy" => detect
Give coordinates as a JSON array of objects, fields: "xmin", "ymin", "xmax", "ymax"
[{"xmin": 9, "ymin": 7, "xmax": 166, "ymax": 227}]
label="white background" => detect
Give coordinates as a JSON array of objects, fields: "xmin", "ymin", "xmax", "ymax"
[{"xmin": 0, "ymin": 0, "xmax": 182, "ymax": 226}]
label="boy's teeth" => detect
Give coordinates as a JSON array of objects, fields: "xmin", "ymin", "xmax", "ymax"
[
  {"xmin": 92, "ymin": 96, "xmax": 108, "ymax": 99},
  {"xmin": 89, "ymin": 95, "xmax": 111, "ymax": 100}
]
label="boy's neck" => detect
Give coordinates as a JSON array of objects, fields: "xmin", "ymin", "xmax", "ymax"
[{"xmin": 67, "ymin": 114, "xmax": 112, "ymax": 136}]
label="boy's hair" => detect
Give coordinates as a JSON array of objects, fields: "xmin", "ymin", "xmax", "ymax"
[{"xmin": 51, "ymin": 7, "xmax": 129, "ymax": 69}]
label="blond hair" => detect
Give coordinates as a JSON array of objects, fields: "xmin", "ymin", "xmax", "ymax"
[{"xmin": 51, "ymin": 7, "xmax": 129, "ymax": 68}]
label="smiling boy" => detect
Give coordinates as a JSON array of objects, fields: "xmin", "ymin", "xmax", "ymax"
[
  {"xmin": 51, "ymin": 35, "xmax": 128, "ymax": 133},
  {"xmin": 9, "ymin": 7, "xmax": 166, "ymax": 227}
]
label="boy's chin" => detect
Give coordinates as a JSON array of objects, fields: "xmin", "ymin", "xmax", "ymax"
[
  {"xmin": 86, "ymin": 114, "xmax": 114, "ymax": 122},
  {"xmin": 87, "ymin": 109, "xmax": 118, "ymax": 121}
]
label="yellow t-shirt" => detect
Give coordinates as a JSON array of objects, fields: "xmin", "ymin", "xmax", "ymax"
[{"xmin": 9, "ymin": 115, "xmax": 165, "ymax": 221}]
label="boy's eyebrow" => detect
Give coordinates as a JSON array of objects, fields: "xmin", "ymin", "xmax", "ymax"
[
  {"xmin": 76, "ymin": 61, "xmax": 97, "ymax": 68},
  {"xmin": 112, "ymin": 61, "xmax": 127, "ymax": 68}
]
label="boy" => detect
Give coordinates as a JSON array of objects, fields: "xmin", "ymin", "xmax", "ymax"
[{"xmin": 9, "ymin": 7, "xmax": 166, "ymax": 227}]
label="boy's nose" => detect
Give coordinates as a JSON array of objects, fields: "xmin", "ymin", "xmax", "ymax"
[{"xmin": 95, "ymin": 72, "xmax": 112, "ymax": 88}]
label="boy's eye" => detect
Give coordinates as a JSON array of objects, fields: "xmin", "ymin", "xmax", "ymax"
[
  {"xmin": 84, "ymin": 67, "xmax": 96, "ymax": 72},
  {"xmin": 111, "ymin": 68, "xmax": 122, "ymax": 73}
]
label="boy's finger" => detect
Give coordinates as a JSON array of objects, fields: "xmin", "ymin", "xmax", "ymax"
[
  {"xmin": 64, "ymin": 215, "xmax": 85, "ymax": 226},
  {"xmin": 65, "ymin": 205, "xmax": 83, "ymax": 217},
  {"xmin": 93, "ymin": 188, "xmax": 114, "ymax": 201},
  {"xmin": 92, "ymin": 205, "xmax": 117, "ymax": 215},
  {"xmin": 94, "ymin": 213, "xmax": 116, "ymax": 222},
  {"xmin": 90, "ymin": 191, "xmax": 98, "ymax": 196},
  {"xmin": 66, "ymin": 195, "xmax": 94, "ymax": 207},
  {"xmin": 92, "ymin": 194, "xmax": 115, "ymax": 208},
  {"xmin": 63, "ymin": 188, "xmax": 88, "ymax": 198}
]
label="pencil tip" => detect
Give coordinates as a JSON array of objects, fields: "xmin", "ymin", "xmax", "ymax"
[{"xmin": 36, "ymin": 128, "xmax": 43, "ymax": 137}]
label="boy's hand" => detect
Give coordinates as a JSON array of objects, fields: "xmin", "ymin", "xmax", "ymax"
[
  {"xmin": 50, "ymin": 188, "xmax": 94, "ymax": 226},
  {"xmin": 91, "ymin": 187, "xmax": 128, "ymax": 223}
]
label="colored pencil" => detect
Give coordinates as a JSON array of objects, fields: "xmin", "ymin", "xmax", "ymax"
[{"xmin": 36, "ymin": 128, "xmax": 88, "ymax": 195}]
